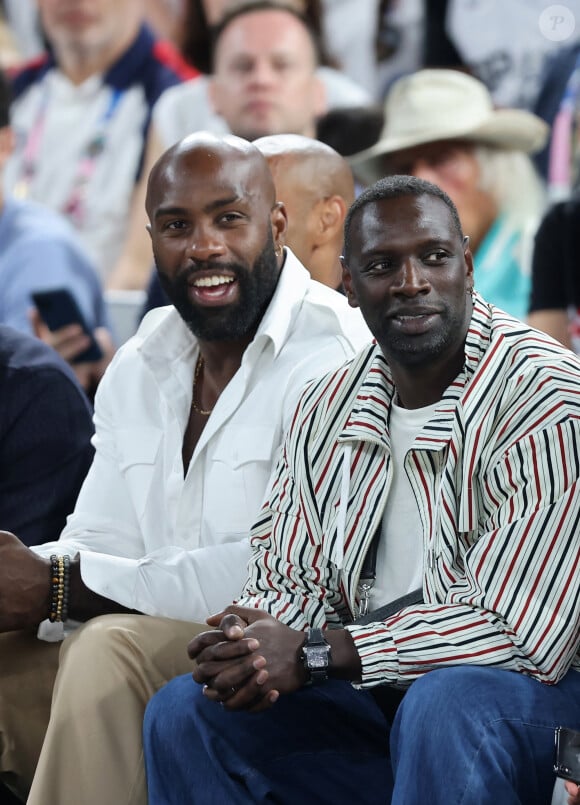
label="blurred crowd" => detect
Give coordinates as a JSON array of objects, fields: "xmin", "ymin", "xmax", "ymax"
[
  {"xmin": 0, "ymin": 0, "xmax": 580, "ymax": 389},
  {"xmin": 1, "ymin": 4, "xmax": 580, "ymax": 804}
]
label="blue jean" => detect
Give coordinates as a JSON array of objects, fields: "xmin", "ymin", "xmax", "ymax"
[{"xmin": 143, "ymin": 666, "xmax": 580, "ymax": 804}]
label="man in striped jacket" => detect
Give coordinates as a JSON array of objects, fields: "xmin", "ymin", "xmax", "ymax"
[{"xmin": 144, "ymin": 176, "xmax": 580, "ymax": 804}]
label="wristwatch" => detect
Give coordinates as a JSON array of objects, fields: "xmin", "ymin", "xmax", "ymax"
[{"xmin": 300, "ymin": 627, "xmax": 332, "ymax": 683}]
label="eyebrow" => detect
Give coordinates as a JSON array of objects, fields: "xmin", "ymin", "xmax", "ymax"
[{"xmin": 154, "ymin": 195, "xmax": 244, "ymax": 221}]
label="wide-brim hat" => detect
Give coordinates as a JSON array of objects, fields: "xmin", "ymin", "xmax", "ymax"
[{"xmin": 349, "ymin": 69, "xmax": 549, "ymax": 185}]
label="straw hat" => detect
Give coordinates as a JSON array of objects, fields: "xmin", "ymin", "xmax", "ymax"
[{"xmin": 349, "ymin": 69, "xmax": 549, "ymax": 185}]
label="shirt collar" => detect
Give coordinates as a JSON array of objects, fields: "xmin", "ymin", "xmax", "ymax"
[
  {"xmin": 138, "ymin": 248, "xmax": 312, "ymax": 372},
  {"xmin": 339, "ymin": 292, "xmax": 494, "ymax": 446}
]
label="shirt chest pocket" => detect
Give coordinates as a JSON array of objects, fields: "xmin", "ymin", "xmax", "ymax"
[
  {"xmin": 204, "ymin": 425, "xmax": 279, "ymax": 534},
  {"xmin": 116, "ymin": 427, "xmax": 163, "ymax": 522}
]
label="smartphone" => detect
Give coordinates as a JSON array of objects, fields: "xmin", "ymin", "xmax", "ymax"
[
  {"xmin": 31, "ymin": 288, "xmax": 103, "ymax": 364},
  {"xmin": 554, "ymin": 727, "xmax": 580, "ymax": 784}
]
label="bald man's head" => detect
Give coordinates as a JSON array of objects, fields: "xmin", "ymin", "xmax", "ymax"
[
  {"xmin": 254, "ymin": 134, "xmax": 354, "ymax": 205},
  {"xmin": 253, "ymin": 134, "xmax": 354, "ymax": 288},
  {"xmin": 146, "ymin": 132, "xmax": 287, "ymax": 342},
  {"xmin": 146, "ymin": 132, "xmax": 277, "ymax": 220}
]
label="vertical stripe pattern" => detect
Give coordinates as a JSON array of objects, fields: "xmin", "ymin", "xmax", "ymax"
[{"xmin": 237, "ymin": 296, "xmax": 580, "ymax": 688}]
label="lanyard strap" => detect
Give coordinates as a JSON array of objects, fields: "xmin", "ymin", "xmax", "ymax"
[
  {"xmin": 14, "ymin": 84, "xmax": 124, "ymax": 226},
  {"xmin": 357, "ymin": 522, "xmax": 381, "ymax": 617}
]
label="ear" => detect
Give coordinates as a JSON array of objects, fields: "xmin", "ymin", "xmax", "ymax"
[
  {"xmin": 315, "ymin": 195, "xmax": 347, "ymax": 245},
  {"xmin": 463, "ymin": 235, "xmax": 474, "ymax": 292},
  {"xmin": 271, "ymin": 201, "xmax": 288, "ymax": 251},
  {"xmin": 340, "ymin": 256, "xmax": 359, "ymax": 308}
]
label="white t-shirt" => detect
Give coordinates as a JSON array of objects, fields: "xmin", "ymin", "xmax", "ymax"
[{"xmin": 369, "ymin": 398, "xmax": 439, "ymax": 609}]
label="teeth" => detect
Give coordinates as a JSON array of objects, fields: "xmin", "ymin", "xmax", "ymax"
[{"xmin": 193, "ymin": 276, "xmax": 235, "ymax": 288}]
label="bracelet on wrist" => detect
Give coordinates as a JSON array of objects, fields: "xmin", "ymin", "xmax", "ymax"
[{"xmin": 48, "ymin": 554, "xmax": 70, "ymax": 623}]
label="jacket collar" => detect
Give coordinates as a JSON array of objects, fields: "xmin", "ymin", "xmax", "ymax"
[{"xmin": 338, "ymin": 292, "xmax": 493, "ymax": 450}]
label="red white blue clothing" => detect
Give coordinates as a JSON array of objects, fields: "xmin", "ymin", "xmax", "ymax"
[
  {"xmin": 5, "ymin": 26, "xmax": 192, "ymax": 278},
  {"xmin": 237, "ymin": 293, "xmax": 580, "ymax": 688}
]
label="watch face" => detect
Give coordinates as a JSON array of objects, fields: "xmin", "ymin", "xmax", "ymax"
[{"xmin": 307, "ymin": 647, "xmax": 330, "ymax": 668}]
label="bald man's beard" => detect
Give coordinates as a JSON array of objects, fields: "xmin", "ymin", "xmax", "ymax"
[{"xmin": 156, "ymin": 234, "xmax": 280, "ymax": 342}]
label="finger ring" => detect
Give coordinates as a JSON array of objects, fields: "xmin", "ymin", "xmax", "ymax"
[{"xmin": 230, "ymin": 686, "xmax": 237, "ymax": 695}]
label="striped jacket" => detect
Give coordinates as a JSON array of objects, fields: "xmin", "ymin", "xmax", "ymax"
[{"xmin": 237, "ymin": 294, "xmax": 580, "ymax": 688}]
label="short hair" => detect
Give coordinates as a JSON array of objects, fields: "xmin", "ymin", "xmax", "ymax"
[
  {"xmin": 211, "ymin": 1, "xmax": 322, "ymax": 70},
  {"xmin": 181, "ymin": 0, "xmax": 330, "ymax": 74},
  {"xmin": 343, "ymin": 175, "xmax": 464, "ymax": 259},
  {"xmin": 316, "ymin": 105, "xmax": 385, "ymax": 157},
  {"xmin": 0, "ymin": 69, "xmax": 11, "ymax": 129}
]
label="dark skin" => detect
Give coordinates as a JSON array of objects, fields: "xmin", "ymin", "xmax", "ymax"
[
  {"xmin": 145, "ymin": 136, "xmax": 287, "ymax": 470},
  {"xmin": 189, "ymin": 192, "xmax": 474, "ymax": 711},
  {"xmin": 0, "ymin": 135, "xmax": 287, "ymax": 634}
]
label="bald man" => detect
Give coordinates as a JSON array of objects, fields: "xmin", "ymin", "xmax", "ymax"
[
  {"xmin": 0, "ymin": 133, "xmax": 369, "ymax": 805},
  {"xmin": 254, "ymin": 134, "xmax": 354, "ymax": 290}
]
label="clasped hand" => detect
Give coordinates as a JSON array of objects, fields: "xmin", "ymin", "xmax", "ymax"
[
  {"xmin": 0, "ymin": 531, "xmax": 51, "ymax": 631},
  {"xmin": 189, "ymin": 605, "xmax": 307, "ymax": 713}
]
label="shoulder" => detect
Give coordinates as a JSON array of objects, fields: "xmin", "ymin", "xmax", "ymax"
[
  {"xmin": 288, "ymin": 343, "xmax": 379, "ymax": 434},
  {"xmin": 480, "ymin": 309, "xmax": 580, "ymax": 406},
  {"xmin": 277, "ymin": 258, "xmax": 372, "ymax": 352},
  {"xmin": 316, "ymin": 66, "xmax": 372, "ymax": 108},
  {"xmin": 1, "ymin": 199, "xmax": 98, "ymax": 270},
  {"xmin": 0, "ymin": 325, "xmax": 89, "ymax": 403},
  {"xmin": 9, "ymin": 54, "xmax": 52, "ymax": 100}
]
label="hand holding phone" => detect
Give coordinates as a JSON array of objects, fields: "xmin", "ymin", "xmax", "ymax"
[
  {"xmin": 31, "ymin": 288, "xmax": 103, "ymax": 364},
  {"xmin": 554, "ymin": 727, "xmax": 580, "ymax": 785}
]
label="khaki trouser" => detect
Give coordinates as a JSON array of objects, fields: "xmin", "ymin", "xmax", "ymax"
[{"xmin": 0, "ymin": 614, "xmax": 205, "ymax": 804}]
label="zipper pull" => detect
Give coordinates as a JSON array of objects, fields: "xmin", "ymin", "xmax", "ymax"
[{"xmin": 357, "ymin": 578, "xmax": 374, "ymax": 617}]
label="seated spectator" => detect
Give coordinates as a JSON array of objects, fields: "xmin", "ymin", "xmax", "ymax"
[
  {"xmin": 350, "ymin": 68, "xmax": 548, "ymax": 320},
  {"xmin": 109, "ymin": 0, "xmax": 370, "ymax": 290},
  {"xmin": 154, "ymin": 0, "xmax": 371, "ymax": 149},
  {"xmin": 0, "ymin": 132, "xmax": 370, "ymax": 805},
  {"xmin": 534, "ymin": 43, "xmax": 580, "ymax": 198},
  {"xmin": 255, "ymin": 133, "xmax": 354, "ymax": 289},
  {"xmin": 143, "ymin": 175, "xmax": 580, "ymax": 805},
  {"xmin": 0, "ymin": 325, "xmax": 94, "ymax": 548},
  {"xmin": 0, "ymin": 69, "xmax": 113, "ymax": 395},
  {"xmin": 424, "ymin": 0, "xmax": 580, "ymax": 110},
  {"xmin": 321, "ymin": 0, "xmax": 425, "ymax": 100},
  {"xmin": 142, "ymin": 132, "xmax": 355, "ymax": 310},
  {"xmin": 3, "ymin": 0, "xmax": 193, "ymax": 280},
  {"xmin": 528, "ymin": 194, "xmax": 580, "ymax": 351}
]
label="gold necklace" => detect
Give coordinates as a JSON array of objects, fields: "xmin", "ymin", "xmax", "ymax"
[{"xmin": 192, "ymin": 355, "xmax": 213, "ymax": 416}]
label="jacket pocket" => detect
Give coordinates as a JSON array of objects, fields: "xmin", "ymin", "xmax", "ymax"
[{"xmin": 116, "ymin": 427, "xmax": 163, "ymax": 520}]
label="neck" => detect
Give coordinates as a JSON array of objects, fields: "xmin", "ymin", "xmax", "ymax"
[
  {"xmin": 387, "ymin": 342, "xmax": 467, "ymax": 410},
  {"xmin": 56, "ymin": 28, "xmax": 138, "ymax": 85},
  {"xmin": 198, "ymin": 336, "xmax": 253, "ymax": 384},
  {"xmin": 308, "ymin": 248, "xmax": 343, "ymax": 291}
]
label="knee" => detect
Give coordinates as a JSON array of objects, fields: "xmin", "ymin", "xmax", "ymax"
[
  {"xmin": 396, "ymin": 666, "xmax": 499, "ymax": 734},
  {"xmin": 144, "ymin": 675, "xmax": 200, "ymax": 747},
  {"xmin": 59, "ymin": 614, "xmax": 148, "ymax": 675}
]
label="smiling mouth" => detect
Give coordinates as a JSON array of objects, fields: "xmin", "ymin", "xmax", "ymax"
[
  {"xmin": 389, "ymin": 310, "xmax": 440, "ymax": 334},
  {"xmin": 191, "ymin": 275, "xmax": 235, "ymax": 288},
  {"xmin": 188, "ymin": 273, "xmax": 239, "ymax": 307}
]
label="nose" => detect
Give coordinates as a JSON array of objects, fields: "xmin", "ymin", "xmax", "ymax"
[
  {"xmin": 409, "ymin": 158, "xmax": 440, "ymax": 186},
  {"xmin": 185, "ymin": 224, "xmax": 226, "ymax": 263},
  {"xmin": 247, "ymin": 58, "xmax": 276, "ymax": 86},
  {"xmin": 393, "ymin": 257, "xmax": 430, "ymax": 296}
]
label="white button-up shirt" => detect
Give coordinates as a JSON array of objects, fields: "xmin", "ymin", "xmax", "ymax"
[{"xmin": 34, "ymin": 251, "xmax": 371, "ymax": 633}]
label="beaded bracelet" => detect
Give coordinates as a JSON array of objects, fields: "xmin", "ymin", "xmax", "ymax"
[{"xmin": 49, "ymin": 554, "xmax": 70, "ymax": 623}]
